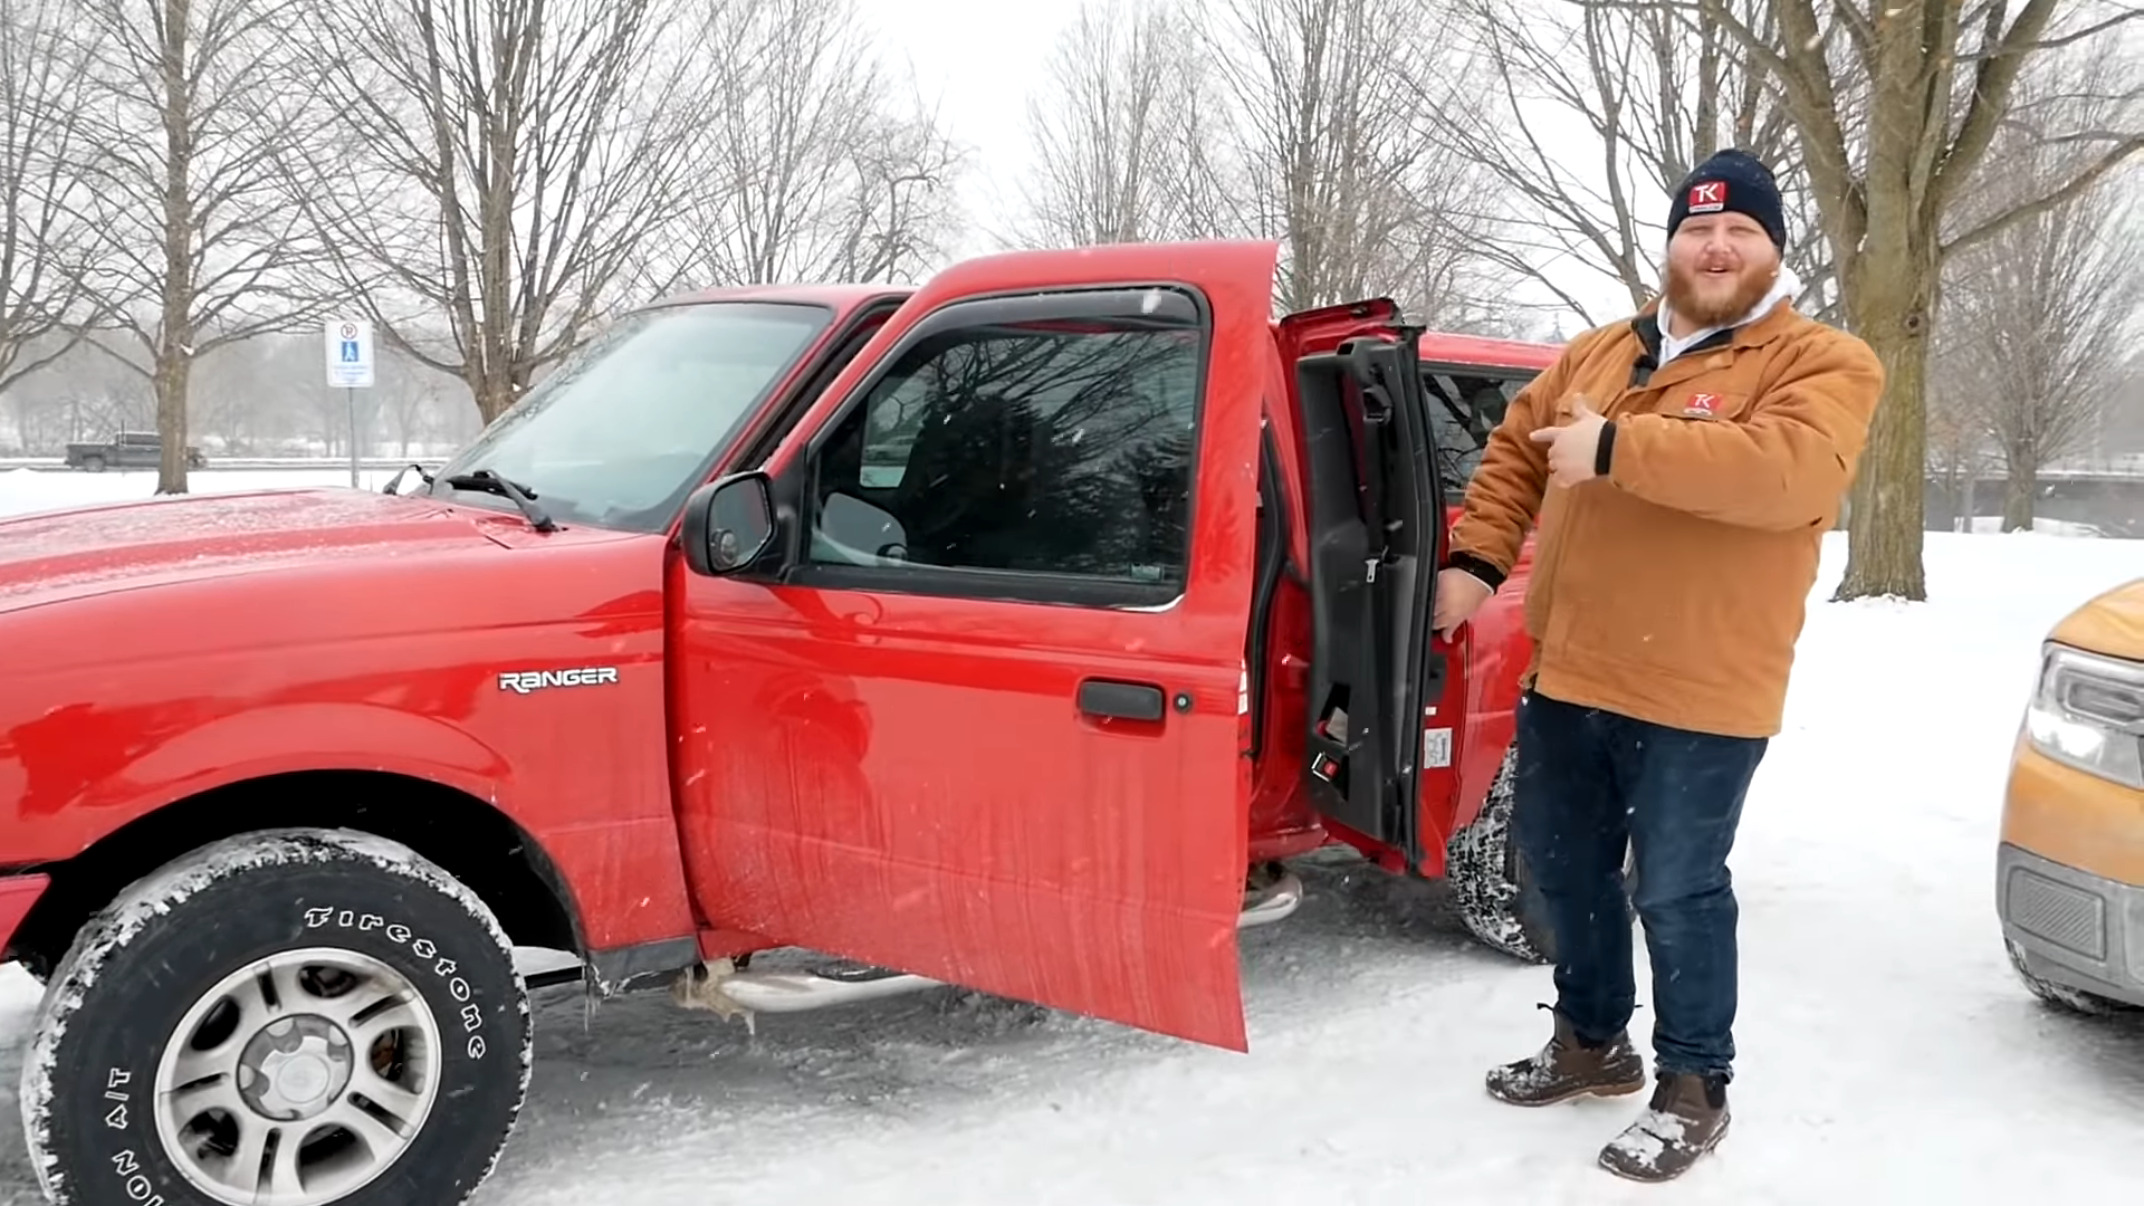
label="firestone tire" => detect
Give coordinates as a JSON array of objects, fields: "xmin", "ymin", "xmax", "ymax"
[
  {"xmin": 1445, "ymin": 747, "xmax": 1638, "ymax": 966},
  {"xmin": 20, "ymin": 828, "xmax": 531, "ymax": 1206},
  {"xmin": 1446, "ymin": 748, "xmax": 1558, "ymax": 964}
]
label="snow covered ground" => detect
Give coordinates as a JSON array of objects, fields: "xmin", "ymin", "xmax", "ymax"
[
  {"xmin": 0, "ymin": 465, "xmax": 415, "ymax": 519},
  {"xmin": 1, "ymin": 471, "xmax": 2142, "ymax": 1204}
]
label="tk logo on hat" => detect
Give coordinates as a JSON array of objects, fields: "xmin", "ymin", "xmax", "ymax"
[{"xmin": 1689, "ymin": 181, "xmax": 1727, "ymax": 213}]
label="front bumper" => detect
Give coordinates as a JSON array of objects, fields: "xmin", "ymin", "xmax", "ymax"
[
  {"xmin": 1998, "ymin": 842, "xmax": 2144, "ymax": 1009},
  {"xmin": 0, "ymin": 873, "xmax": 49, "ymax": 959}
]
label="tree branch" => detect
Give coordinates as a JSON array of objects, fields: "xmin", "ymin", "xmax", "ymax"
[{"xmin": 1942, "ymin": 135, "xmax": 2144, "ymax": 255}]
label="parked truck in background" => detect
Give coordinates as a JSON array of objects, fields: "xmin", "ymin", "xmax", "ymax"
[
  {"xmin": 0, "ymin": 241, "xmax": 1564, "ymax": 1206},
  {"xmin": 62, "ymin": 431, "xmax": 208, "ymax": 472}
]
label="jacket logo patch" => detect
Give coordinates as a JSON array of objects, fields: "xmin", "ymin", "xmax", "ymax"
[
  {"xmin": 1688, "ymin": 182, "xmax": 1726, "ymax": 212},
  {"xmin": 1684, "ymin": 392, "xmax": 1723, "ymax": 418}
]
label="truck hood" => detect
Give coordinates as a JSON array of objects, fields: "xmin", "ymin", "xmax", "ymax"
[
  {"xmin": 2051, "ymin": 577, "xmax": 2144, "ymax": 662},
  {"xmin": 0, "ymin": 488, "xmax": 532, "ymax": 615}
]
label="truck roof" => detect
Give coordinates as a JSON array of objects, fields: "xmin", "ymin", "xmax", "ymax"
[
  {"xmin": 1417, "ymin": 331, "xmax": 1563, "ymax": 372},
  {"xmin": 651, "ymin": 283, "xmax": 909, "ymax": 310},
  {"xmin": 647, "ymin": 281, "xmax": 1566, "ymax": 373}
]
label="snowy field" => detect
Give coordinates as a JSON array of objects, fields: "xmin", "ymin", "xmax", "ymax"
[
  {"xmin": 0, "ymin": 465, "xmax": 416, "ymax": 517},
  {"xmin": 1, "ymin": 469, "xmax": 2142, "ymax": 1203}
]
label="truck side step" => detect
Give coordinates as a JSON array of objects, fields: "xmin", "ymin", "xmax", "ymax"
[
  {"xmin": 672, "ymin": 870, "xmax": 1305, "ymax": 1023},
  {"xmin": 1240, "ymin": 867, "xmax": 1304, "ymax": 929}
]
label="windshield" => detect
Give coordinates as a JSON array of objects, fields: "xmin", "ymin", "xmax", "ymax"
[{"xmin": 430, "ymin": 301, "xmax": 834, "ymax": 532}]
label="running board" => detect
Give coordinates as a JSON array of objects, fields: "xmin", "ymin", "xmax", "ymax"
[
  {"xmin": 1240, "ymin": 868, "xmax": 1304, "ymax": 929},
  {"xmin": 673, "ymin": 870, "xmax": 1304, "ymax": 1022}
]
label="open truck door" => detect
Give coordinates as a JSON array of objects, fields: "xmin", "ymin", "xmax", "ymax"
[
  {"xmin": 1278, "ymin": 303, "xmax": 1447, "ymax": 865},
  {"xmin": 671, "ymin": 242, "xmax": 1281, "ymax": 1051}
]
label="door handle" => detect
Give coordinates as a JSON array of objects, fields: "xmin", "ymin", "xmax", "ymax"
[{"xmin": 1077, "ymin": 679, "xmax": 1167, "ymax": 722}]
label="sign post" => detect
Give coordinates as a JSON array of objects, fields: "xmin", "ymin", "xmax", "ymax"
[{"xmin": 324, "ymin": 319, "xmax": 375, "ymax": 487}]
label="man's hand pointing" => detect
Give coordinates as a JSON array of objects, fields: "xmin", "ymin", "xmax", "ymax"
[{"xmin": 1530, "ymin": 398, "xmax": 1609, "ymax": 488}]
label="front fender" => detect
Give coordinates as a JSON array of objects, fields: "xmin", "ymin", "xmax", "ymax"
[{"xmin": 4, "ymin": 701, "xmax": 516, "ymax": 863}]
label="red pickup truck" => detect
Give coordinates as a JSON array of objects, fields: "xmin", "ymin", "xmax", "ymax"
[{"xmin": 1, "ymin": 242, "xmax": 1560, "ymax": 1206}]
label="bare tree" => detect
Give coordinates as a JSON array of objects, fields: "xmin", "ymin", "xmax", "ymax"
[
  {"xmin": 6, "ymin": 336, "xmax": 156, "ymax": 449},
  {"xmin": 1430, "ymin": 0, "xmax": 1836, "ymax": 327},
  {"xmin": 293, "ymin": 0, "xmax": 708, "ymax": 424},
  {"xmin": 1206, "ymin": 0, "xmax": 1501, "ymax": 318},
  {"xmin": 1938, "ymin": 50, "xmax": 2144, "ymax": 532},
  {"xmin": 1693, "ymin": 0, "xmax": 2143, "ymax": 599},
  {"xmin": 666, "ymin": 0, "xmax": 966, "ymax": 289},
  {"xmin": 1925, "ymin": 313, "xmax": 1993, "ymax": 531},
  {"xmin": 71, "ymin": 0, "xmax": 321, "ymax": 493},
  {"xmin": 0, "ymin": 0, "xmax": 100, "ymax": 402},
  {"xmin": 1018, "ymin": 0, "xmax": 1230, "ymax": 248}
]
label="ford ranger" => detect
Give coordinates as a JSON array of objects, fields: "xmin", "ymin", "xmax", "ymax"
[{"xmin": 0, "ymin": 241, "xmax": 1559, "ymax": 1206}]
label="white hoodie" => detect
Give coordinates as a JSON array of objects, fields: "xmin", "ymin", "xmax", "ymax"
[{"xmin": 1656, "ymin": 263, "xmax": 1804, "ymax": 363}]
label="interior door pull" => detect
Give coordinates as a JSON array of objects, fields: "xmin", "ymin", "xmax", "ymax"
[{"xmin": 1078, "ymin": 679, "xmax": 1167, "ymax": 722}]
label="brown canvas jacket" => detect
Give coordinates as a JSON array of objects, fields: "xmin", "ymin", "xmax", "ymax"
[{"xmin": 1447, "ymin": 298, "xmax": 1886, "ymax": 739}]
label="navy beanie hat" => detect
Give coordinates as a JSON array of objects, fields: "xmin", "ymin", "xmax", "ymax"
[{"xmin": 1666, "ymin": 149, "xmax": 1786, "ymax": 249}]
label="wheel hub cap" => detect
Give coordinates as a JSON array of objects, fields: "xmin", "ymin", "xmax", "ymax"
[
  {"xmin": 153, "ymin": 947, "xmax": 443, "ymax": 1206},
  {"xmin": 238, "ymin": 1018, "xmax": 353, "ymax": 1121}
]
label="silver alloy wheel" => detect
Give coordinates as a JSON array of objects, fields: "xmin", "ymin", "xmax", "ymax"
[{"xmin": 152, "ymin": 946, "xmax": 443, "ymax": 1206}]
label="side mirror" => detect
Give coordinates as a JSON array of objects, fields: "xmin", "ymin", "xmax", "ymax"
[{"xmin": 682, "ymin": 472, "xmax": 777, "ymax": 577}]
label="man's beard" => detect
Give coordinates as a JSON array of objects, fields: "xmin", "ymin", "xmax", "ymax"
[{"xmin": 1665, "ymin": 259, "xmax": 1780, "ymax": 328}]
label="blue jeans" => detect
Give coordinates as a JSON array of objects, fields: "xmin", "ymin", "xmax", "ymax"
[{"xmin": 1511, "ymin": 689, "xmax": 1767, "ymax": 1081}]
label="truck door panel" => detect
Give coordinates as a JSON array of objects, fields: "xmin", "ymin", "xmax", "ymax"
[
  {"xmin": 1283, "ymin": 319, "xmax": 1445, "ymax": 864},
  {"xmin": 672, "ymin": 242, "xmax": 1279, "ymax": 1050}
]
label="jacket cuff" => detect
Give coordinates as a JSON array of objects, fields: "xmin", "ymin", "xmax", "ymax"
[
  {"xmin": 1595, "ymin": 420, "xmax": 1617, "ymax": 477},
  {"xmin": 1445, "ymin": 550, "xmax": 1506, "ymax": 592}
]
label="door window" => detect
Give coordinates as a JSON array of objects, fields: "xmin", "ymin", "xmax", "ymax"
[
  {"xmin": 802, "ymin": 305, "xmax": 1205, "ymax": 604},
  {"xmin": 1420, "ymin": 369, "xmax": 1536, "ymax": 502}
]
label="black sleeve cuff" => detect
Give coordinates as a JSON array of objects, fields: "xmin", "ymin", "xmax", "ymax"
[
  {"xmin": 1445, "ymin": 551, "xmax": 1507, "ymax": 592},
  {"xmin": 1595, "ymin": 421, "xmax": 1617, "ymax": 477}
]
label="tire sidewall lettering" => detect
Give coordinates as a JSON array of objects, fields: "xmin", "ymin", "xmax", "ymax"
[{"xmin": 305, "ymin": 905, "xmax": 490, "ymax": 1058}]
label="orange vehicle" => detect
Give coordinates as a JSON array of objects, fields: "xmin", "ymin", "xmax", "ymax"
[{"xmin": 1998, "ymin": 576, "xmax": 2144, "ymax": 1013}]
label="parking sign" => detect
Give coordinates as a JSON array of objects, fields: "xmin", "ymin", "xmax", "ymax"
[{"xmin": 326, "ymin": 319, "xmax": 375, "ymax": 389}]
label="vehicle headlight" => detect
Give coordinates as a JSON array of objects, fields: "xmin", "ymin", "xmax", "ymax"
[{"xmin": 2026, "ymin": 643, "xmax": 2144, "ymax": 789}]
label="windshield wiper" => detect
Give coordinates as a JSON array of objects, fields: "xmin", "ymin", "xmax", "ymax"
[
  {"xmin": 440, "ymin": 469, "xmax": 558, "ymax": 532},
  {"xmin": 381, "ymin": 463, "xmax": 435, "ymax": 495}
]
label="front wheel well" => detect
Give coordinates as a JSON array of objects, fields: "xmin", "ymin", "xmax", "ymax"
[{"xmin": 8, "ymin": 770, "xmax": 582, "ymax": 980}]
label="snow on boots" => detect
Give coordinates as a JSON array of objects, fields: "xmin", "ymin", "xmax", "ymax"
[
  {"xmin": 1597, "ymin": 1072, "xmax": 1732, "ymax": 1182},
  {"xmin": 1484, "ymin": 1007, "xmax": 1647, "ymax": 1106},
  {"xmin": 1486, "ymin": 1008, "xmax": 1732, "ymax": 1182}
]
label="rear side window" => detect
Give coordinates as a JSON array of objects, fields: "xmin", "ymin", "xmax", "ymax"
[
  {"xmin": 804, "ymin": 304, "xmax": 1204, "ymax": 601},
  {"xmin": 1421, "ymin": 368, "xmax": 1538, "ymax": 502}
]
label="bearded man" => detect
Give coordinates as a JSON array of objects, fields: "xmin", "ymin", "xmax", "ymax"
[{"xmin": 1431, "ymin": 149, "xmax": 1885, "ymax": 1182}]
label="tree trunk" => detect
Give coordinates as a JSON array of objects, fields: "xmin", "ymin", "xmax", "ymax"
[
  {"xmin": 1833, "ymin": 250, "xmax": 1935, "ymax": 601},
  {"xmin": 154, "ymin": 350, "xmax": 191, "ymax": 492},
  {"xmin": 471, "ymin": 370, "xmax": 516, "ymax": 425},
  {"xmin": 153, "ymin": 0, "xmax": 193, "ymax": 497},
  {"xmin": 2003, "ymin": 459, "xmax": 2037, "ymax": 532}
]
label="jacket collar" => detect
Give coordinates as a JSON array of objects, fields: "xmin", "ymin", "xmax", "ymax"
[{"xmin": 1624, "ymin": 294, "xmax": 1801, "ymax": 390}]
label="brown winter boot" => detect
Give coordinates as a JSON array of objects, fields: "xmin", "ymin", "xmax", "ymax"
[
  {"xmin": 1597, "ymin": 1071, "xmax": 1732, "ymax": 1182},
  {"xmin": 1484, "ymin": 1008, "xmax": 1648, "ymax": 1107}
]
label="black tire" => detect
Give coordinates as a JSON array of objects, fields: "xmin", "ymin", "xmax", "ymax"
[
  {"xmin": 81, "ymin": 455, "xmax": 104, "ymax": 473},
  {"xmin": 20, "ymin": 828, "xmax": 531, "ymax": 1206},
  {"xmin": 2004, "ymin": 938, "xmax": 2137, "ymax": 1017},
  {"xmin": 1445, "ymin": 747, "xmax": 1636, "ymax": 965}
]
